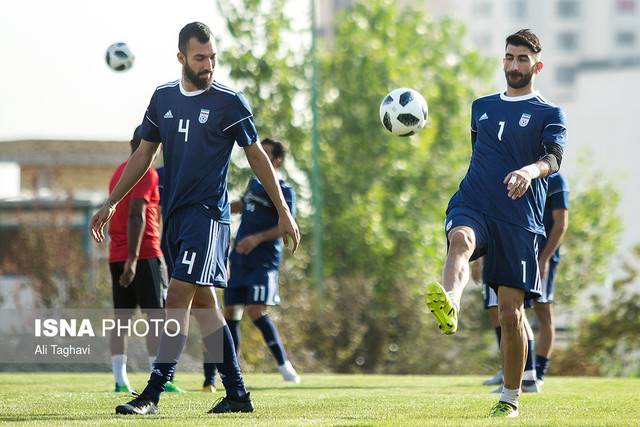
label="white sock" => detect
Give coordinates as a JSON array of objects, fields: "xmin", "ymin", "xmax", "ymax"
[
  {"xmin": 148, "ymin": 356, "xmax": 156, "ymax": 373},
  {"xmin": 111, "ymin": 354, "xmax": 129, "ymax": 386},
  {"xmin": 523, "ymin": 369, "xmax": 537, "ymax": 381},
  {"xmin": 500, "ymin": 386, "xmax": 520, "ymax": 408},
  {"xmin": 446, "ymin": 290, "xmax": 460, "ymax": 312}
]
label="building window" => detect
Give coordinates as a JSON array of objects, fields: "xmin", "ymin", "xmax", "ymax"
[
  {"xmin": 558, "ymin": 32, "xmax": 579, "ymax": 52},
  {"xmin": 557, "ymin": 0, "xmax": 580, "ymax": 18},
  {"xmin": 472, "ymin": 1, "xmax": 493, "ymax": 17},
  {"xmin": 616, "ymin": 31, "xmax": 636, "ymax": 47},
  {"xmin": 617, "ymin": 0, "xmax": 635, "ymax": 14},
  {"xmin": 556, "ymin": 66, "xmax": 576, "ymax": 85},
  {"xmin": 509, "ymin": 0, "xmax": 527, "ymax": 19}
]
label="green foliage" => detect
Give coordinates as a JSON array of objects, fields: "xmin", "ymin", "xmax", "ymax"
[
  {"xmin": 215, "ymin": 0, "xmax": 308, "ymax": 187},
  {"xmin": 556, "ymin": 174, "xmax": 623, "ymax": 305},
  {"xmin": 555, "ymin": 245, "xmax": 640, "ymax": 376}
]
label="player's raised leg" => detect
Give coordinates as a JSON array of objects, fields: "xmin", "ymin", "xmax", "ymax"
[{"xmin": 426, "ymin": 225, "xmax": 476, "ymax": 335}]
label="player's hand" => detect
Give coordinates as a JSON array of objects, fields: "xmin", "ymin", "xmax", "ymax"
[
  {"xmin": 503, "ymin": 169, "xmax": 533, "ymax": 200},
  {"xmin": 236, "ymin": 235, "xmax": 261, "ymax": 254},
  {"xmin": 90, "ymin": 200, "xmax": 117, "ymax": 242},
  {"xmin": 279, "ymin": 209, "xmax": 300, "ymax": 253},
  {"xmin": 119, "ymin": 258, "xmax": 137, "ymax": 288}
]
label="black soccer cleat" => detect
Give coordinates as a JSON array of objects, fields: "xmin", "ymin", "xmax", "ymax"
[
  {"xmin": 207, "ymin": 393, "xmax": 254, "ymax": 413},
  {"xmin": 115, "ymin": 394, "xmax": 158, "ymax": 415}
]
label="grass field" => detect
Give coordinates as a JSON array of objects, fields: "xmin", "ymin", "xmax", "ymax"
[{"xmin": 0, "ymin": 373, "xmax": 639, "ymax": 426}]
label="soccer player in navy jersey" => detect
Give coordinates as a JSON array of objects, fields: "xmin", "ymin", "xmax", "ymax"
[
  {"xmin": 224, "ymin": 138, "xmax": 300, "ymax": 383},
  {"xmin": 424, "ymin": 29, "xmax": 567, "ymax": 418},
  {"xmin": 90, "ymin": 22, "xmax": 299, "ymax": 415}
]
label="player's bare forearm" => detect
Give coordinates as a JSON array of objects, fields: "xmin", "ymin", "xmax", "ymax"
[
  {"xmin": 108, "ymin": 141, "xmax": 159, "ymax": 205},
  {"xmin": 539, "ymin": 209, "xmax": 568, "ymax": 263},
  {"xmin": 127, "ymin": 199, "xmax": 147, "ymax": 260},
  {"xmin": 90, "ymin": 141, "xmax": 159, "ymax": 243},
  {"xmin": 255, "ymin": 226, "xmax": 282, "ymax": 243},
  {"xmin": 244, "ymin": 143, "xmax": 289, "ymax": 214}
]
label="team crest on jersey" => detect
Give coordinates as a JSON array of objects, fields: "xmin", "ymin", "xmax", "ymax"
[
  {"xmin": 519, "ymin": 113, "xmax": 531, "ymax": 127},
  {"xmin": 198, "ymin": 109, "xmax": 210, "ymax": 124}
]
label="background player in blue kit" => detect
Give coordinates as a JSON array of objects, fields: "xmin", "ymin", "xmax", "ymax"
[
  {"xmin": 90, "ymin": 22, "xmax": 300, "ymax": 415},
  {"xmin": 224, "ymin": 138, "xmax": 300, "ymax": 384},
  {"xmin": 481, "ymin": 173, "xmax": 569, "ymax": 389},
  {"xmin": 424, "ymin": 29, "xmax": 567, "ymax": 418}
]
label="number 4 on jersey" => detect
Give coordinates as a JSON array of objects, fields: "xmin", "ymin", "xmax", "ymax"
[{"xmin": 178, "ymin": 119, "xmax": 190, "ymax": 142}]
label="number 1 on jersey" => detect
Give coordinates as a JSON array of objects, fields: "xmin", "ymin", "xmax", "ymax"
[
  {"xmin": 498, "ymin": 121, "xmax": 505, "ymax": 141},
  {"xmin": 179, "ymin": 119, "xmax": 190, "ymax": 142}
]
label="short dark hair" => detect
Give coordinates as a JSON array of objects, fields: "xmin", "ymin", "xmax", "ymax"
[
  {"xmin": 262, "ymin": 138, "xmax": 286, "ymax": 161},
  {"xmin": 505, "ymin": 29, "xmax": 542, "ymax": 54},
  {"xmin": 178, "ymin": 22, "xmax": 212, "ymax": 54}
]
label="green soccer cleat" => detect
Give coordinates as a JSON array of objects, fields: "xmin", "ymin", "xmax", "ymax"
[
  {"xmin": 489, "ymin": 401, "xmax": 519, "ymax": 418},
  {"xmin": 114, "ymin": 383, "xmax": 135, "ymax": 393},
  {"xmin": 164, "ymin": 381, "xmax": 186, "ymax": 393},
  {"xmin": 425, "ymin": 281, "xmax": 458, "ymax": 335}
]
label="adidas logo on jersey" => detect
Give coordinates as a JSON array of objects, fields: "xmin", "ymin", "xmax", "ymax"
[
  {"xmin": 164, "ymin": 110, "xmax": 173, "ymax": 119},
  {"xmin": 214, "ymin": 273, "xmax": 224, "ymax": 282},
  {"xmin": 479, "ymin": 113, "xmax": 488, "ymax": 121}
]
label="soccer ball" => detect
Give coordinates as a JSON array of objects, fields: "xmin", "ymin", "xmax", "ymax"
[
  {"xmin": 379, "ymin": 88, "xmax": 428, "ymax": 136},
  {"xmin": 105, "ymin": 42, "xmax": 135, "ymax": 72}
]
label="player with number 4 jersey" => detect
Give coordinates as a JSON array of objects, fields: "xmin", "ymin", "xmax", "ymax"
[
  {"xmin": 90, "ymin": 22, "xmax": 300, "ymax": 416},
  {"xmin": 424, "ymin": 29, "xmax": 567, "ymax": 418}
]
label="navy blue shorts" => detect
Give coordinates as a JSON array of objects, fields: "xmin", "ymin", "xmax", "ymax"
[
  {"xmin": 446, "ymin": 206, "xmax": 542, "ymax": 300},
  {"xmin": 162, "ymin": 204, "xmax": 230, "ymax": 287},
  {"xmin": 225, "ymin": 267, "xmax": 280, "ymax": 306}
]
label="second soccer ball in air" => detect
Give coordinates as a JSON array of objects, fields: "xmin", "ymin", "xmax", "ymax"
[
  {"xmin": 379, "ymin": 88, "xmax": 428, "ymax": 136},
  {"xmin": 105, "ymin": 42, "xmax": 135, "ymax": 72}
]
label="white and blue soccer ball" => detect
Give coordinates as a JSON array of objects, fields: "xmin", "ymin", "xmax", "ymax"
[
  {"xmin": 105, "ymin": 42, "xmax": 135, "ymax": 72},
  {"xmin": 379, "ymin": 88, "xmax": 428, "ymax": 136}
]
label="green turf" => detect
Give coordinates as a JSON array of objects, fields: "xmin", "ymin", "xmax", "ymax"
[{"xmin": 0, "ymin": 373, "xmax": 638, "ymax": 425}]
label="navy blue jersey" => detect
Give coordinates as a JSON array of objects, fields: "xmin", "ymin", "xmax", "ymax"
[
  {"xmin": 448, "ymin": 92, "xmax": 567, "ymax": 235},
  {"xmin": 542, "ymin": 173, "xmax": 570, "ymax": 262},
  {"xmin": 232, "ymin": 176, "xmax": 296, "ymax": 270},
  {"xmin": 139, "ymin": 80, "xmax": 258, "ymax": 224}
]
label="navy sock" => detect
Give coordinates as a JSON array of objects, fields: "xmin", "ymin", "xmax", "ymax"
[
  {"xmin": 228, "ymin": 319, "xmax": 241, "ymax": 356},
  {"xmin": 202, "ymin": 351, "xmax": 217, "ymax": 386},
  {"xmin": 536, "ymin": 355, "xmax": 550, "ymax": 381},
  {"xmin": 495, "ymin": 326, "xmax": 502, "ymax": 349},
  {"xmin": 203, "ymin": 325, "xmax": 247, "ymax": 400},
  {"xmin": 142, "ymin": 332, "xmax": 187, "ymax": 402},
  {"xmin": 253, "ymin": 314, "xmax": 287, "ymax": 366}
]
